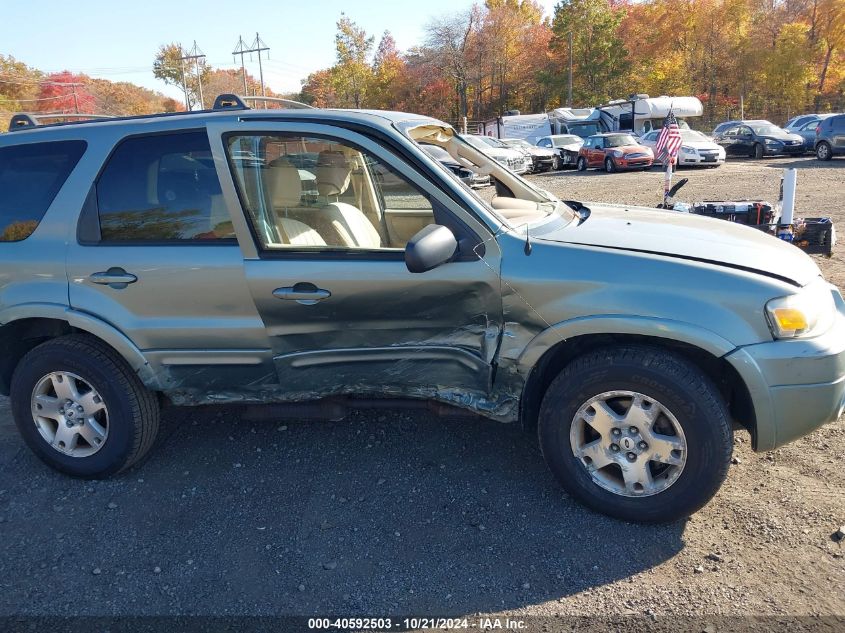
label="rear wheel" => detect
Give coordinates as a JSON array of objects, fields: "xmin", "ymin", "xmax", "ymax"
[
  {"xmin": 10, "ymin": 334, "xmax": 160, "ymax": 478},
  {"xmin": 604, "ymin": 157, "xmax": 616, "ymax": 173},
  {"xmin": 576, "ymin": 156, "xmax": 587, "ymax": 171},
  {"xmin": 538, "ymin": 346, "xmax": 732, "ymax": 523},
  {"xmin": 816, "ymin": 141, "xmax": 832, "ymax": 161}
]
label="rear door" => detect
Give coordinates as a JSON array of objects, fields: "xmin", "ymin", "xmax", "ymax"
[
  {"xmin": 590, "ymin": 137, "xmax": 606, "ymax": 166},
  {"xmin": 207, "ymin": 121, "xmax": 504, "ymax": 402},
  {"xmin": 67, "ymin": 130, "xmax": 269, "ymax": 392},
  {"xmin": 831, "ymin": 116, "xmax": 845, "ymax": 150}
]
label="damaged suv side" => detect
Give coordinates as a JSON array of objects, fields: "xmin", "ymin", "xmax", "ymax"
[{"xmin": 1, "ymin": 101, "xmax": 843, "ymax": 523}]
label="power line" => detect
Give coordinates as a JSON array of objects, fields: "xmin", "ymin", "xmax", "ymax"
[
  {"xmin": 238, "ymin": 33, "xmax": 270, "ymax": 104},
  {"xmin": 180, "ymin": 41, "xmax": 207, "ymax": 110}
]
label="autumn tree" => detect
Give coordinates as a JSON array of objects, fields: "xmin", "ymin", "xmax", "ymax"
[
  {"xmin": 425, "ymin": 8, "xmax": 481, "ymax": 118},
  {"xmin": 38, "ymin": 71, "xmax": 96, "ymax": 114},
  {"xmin": 370, "ymin": 32, "xmax": 406, "ymax": 109}
]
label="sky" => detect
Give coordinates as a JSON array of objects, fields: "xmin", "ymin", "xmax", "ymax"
[{"xmin": 1, "ymin": 0, "xmax": 559, "ymax": 100}]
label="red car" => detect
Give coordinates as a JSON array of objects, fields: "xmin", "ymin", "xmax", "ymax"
[{"xmin": 576, "ymin": 133, "xmax": 654, "ymax": 172}]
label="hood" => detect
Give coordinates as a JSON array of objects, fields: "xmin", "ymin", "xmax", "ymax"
[
  {"xmin": 617, "ymin": 145, "xmax": 651, "ymax": 154},
  {"xmin": 528, "ymin": 146, "xmax": 556, "ymax": 157},
  {"xmin": 760, "ymin": 130, "xmax": 803, "ymax": 142},
  {"xmin": 558, "ymin": 142, "xmax": 583, "ymax": 152},
  {"xmin": 537, "ymin": 203, "xmax": 820, "ymax": 286},
  {"xmin": 682, "ymin": 140, "xmax": 722, "ymax": 150}
]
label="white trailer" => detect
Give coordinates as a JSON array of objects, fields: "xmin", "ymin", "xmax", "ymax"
[
  {"xmin": 481, "ymin": 108, "xmax": 606, "ymax": 142},
  {"xmin": 598, "ymin": 95, "xmax": 704, "ymax": 135}
]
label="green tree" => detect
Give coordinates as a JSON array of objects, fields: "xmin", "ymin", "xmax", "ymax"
[
  {"xmin": 333, "ymin": 14, "xmax": 375, "ymax": 108},
  {"xmin": 550, "ymin": 0, "xmax": 630, "ymax": 105},
  {"xmin": 153, "ymin": 43, "xmax": 209, "ymax": 110}
]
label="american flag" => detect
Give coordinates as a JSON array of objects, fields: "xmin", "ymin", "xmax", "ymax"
[{"xmin": 655, "ymin": 109, "xmax": 682, "ymax": 163}]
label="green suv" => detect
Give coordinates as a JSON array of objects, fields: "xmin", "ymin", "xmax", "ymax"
[{"xmin": 1, "ymin": 96, "xmax": 843, "ymax": 522}]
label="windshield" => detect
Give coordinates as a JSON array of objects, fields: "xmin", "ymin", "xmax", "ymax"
[
  {"xmin": 503, "ymin": 139, "xmax": 531, "ymax": 149},
  {"xmin": 421, "ymin": 145, "xmax": 452, "ymax": 161},
  {"xmin": 552, "ymin": 135, "xmax": 581, "ymax": 147},
  {"xmin": 605, "ymin": 134, "xmax": 637, "ymax": 147},
  {"xmin": 750, "ymin": 124, "xmax": 785, "ymax": 136},
  {"xmin": 568, "ymin": 123, "xmax": 601, "ymax": 138},
  {"xmin": 464, "ymin": 136, "xmax": 490, "ymax": 150}
]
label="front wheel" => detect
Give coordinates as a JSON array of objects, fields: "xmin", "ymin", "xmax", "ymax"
[
  {"xmin": 10, "ymin": 334, "xmax": 160, "ymax": 478},
  {"xmin": 552, "ymin": 155, "xmax": 561, "ymax": 171},
  {"xmin": 576, "ymin": 156, "xmax": 587, "ymax": 171},
  {"xmin": 604, "ymin": 157, "xmax": 616, "ymax": 173},
  {"xmin": 538, "ymin": 346, "xmax": 732, "ymax": 523},
  {"xmin": 753, "ymin": 143, "xmax": 764, "ymax": 159}
]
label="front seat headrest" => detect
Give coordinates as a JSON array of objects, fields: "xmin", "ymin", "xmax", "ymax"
[
  {"xmin": 316, "ymin": 150, "xmax": 352, "ymax": 197},
  {"xmin": 266, "ymin": 158, "xmax": 301, "ymax": 208}
]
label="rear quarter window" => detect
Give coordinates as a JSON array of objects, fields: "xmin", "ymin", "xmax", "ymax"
[{"xmin": 0, "ymin": 140, "xmax": 87, "ymax": 242}]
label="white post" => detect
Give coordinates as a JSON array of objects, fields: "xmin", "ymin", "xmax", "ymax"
[{"xmin": 781, "ymin": 168, "xmax": 797, "ymax": 225}]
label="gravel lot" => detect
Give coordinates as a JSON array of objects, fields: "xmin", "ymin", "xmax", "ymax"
[{"xmin": 0, "ymin": 156, "xmax": 843, "ymax": 629}]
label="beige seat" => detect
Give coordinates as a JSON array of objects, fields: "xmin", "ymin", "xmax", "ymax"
[
  {"xmin": 315, "ymin": 151, "xmax": 382, "ymax": 249},
  {"xmin": 264, "ymin": 159, "xmax": 326, "ymax": 247}
]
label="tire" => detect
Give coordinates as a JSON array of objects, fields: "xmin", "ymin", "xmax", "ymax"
[
  {"xmin": 816, "ymin": 141, "xmax": 832, "ymax": 161},
  {"xmin": 538, "ymin": 345, "xmax": 732, "ymax": 523},
  {"xmin": 753, "ymin": 143, "xmax": 764, "ymax": 159},
  {"xmin": 552, "ymin": 156, "xmax": 561, "ymax": 171},
  {"xmin": 604, "ymin": 157, "xmax": 616, "ymax": 173},
  {"xmin": 10, "ymin": 334, "xmax": 160, "ymax": 478},
  {"xmin": 576, "ymin": 157, "xmax": 587, "ymax": 171}
]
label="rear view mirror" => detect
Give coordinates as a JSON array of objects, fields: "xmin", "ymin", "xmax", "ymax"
[{"xmin": 405, "ymin": 224, "xmax": 458, "ymax": 273}]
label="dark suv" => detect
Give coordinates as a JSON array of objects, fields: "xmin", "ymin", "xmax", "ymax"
[{"xmin": 815, "ymin": 114, "xmax": 845, "ymax": 160}]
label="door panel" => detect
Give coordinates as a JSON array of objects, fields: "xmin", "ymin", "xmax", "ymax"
[{"xmin": 208, "ymin": 122, "xmax": 504, "ymax": 402}]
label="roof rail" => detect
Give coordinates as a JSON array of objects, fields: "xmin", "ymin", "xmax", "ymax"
[
  {"xmin": 8, "ymin": 112, "xmax": 115, "ymax": 132},
  {"xmin": 212, "ymin": 93, "xmax": 315, "ymax": 111}
]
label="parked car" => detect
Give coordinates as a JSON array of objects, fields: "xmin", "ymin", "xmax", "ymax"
[
  {"xmin": 2, "ymin": 96, "xmax": 844, "ymax": 524},
  {"xmin": 713, "ymin": 120, "xmax": 804, "ymax": 158},
  {"xmin": 712, "ymin": 120, "xmax": 742, "ymax": 137},
  {"xmin": 535, "ymin": 134, "xmax": 584, "ymax": 169},
  {"xmin": 463, "ymin": 134, "xmax": 530, "ymax": 174},
  {"xmin": 792, "ymin": 114, "xmax": 838, "ymax": 152},
  {"xmin": 421, "ymin": 144, "xmax": 490, "ymax": 188},
  {"xmin": 814, "ymin": 113, "xmax": 845, "ymax": 160},
  {"xmin": 576, "ymin": 133, "xmax": 654, "ymax": 172},
  {"xmin": 784, "ymin": 114, "xmax": 824, "ymax": 132},
  {"xmin": 499, "ymin": 138, "xmax": 557, "ymax": 172},
  {"xmin": 639, "ymin": 129, "xmax": 726, "ymax": 166}
]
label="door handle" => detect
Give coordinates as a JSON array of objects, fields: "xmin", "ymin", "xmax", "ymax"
[
  {"xmin": 273, "ymin": 283, "xmax": 331, "ymax": 305},
  {"xmin": 89, "ymin": 268, "xmax": 137, "ymax": 289}
]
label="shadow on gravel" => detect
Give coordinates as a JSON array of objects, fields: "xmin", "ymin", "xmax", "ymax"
[{"xmin": 0, "ymin": 405, "xmax": 687, "ymax": 616}]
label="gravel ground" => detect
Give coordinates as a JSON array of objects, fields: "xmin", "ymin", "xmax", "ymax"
[{"xmin": 0, "ymin": 155, "xmax": 843, "ymax": 630}]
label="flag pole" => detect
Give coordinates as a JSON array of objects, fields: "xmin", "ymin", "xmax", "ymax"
[{"xmin": 661, "ymin": 103, "xmax": 675, "ymax": 207}]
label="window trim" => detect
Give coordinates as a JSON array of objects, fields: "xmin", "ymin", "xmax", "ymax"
[
  {"xmin": 78, "ymin": 128, "xmax": 238, "ymax": 247},
  {"xmin": 221, "ymin": 130, "xmax": 483, "ymax": 262}
]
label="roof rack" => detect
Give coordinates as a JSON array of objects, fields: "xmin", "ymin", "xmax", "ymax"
[
  {"xmin": 8, "ymin": 112, "xmax": 115, "ymax": 132},
  {"xmin": 6, "ymin": 93, "xmax": 316, "ymax": 133},
  {"xmin": 212, "ymin": 93, "xmax": 315, "ymax": 110}
]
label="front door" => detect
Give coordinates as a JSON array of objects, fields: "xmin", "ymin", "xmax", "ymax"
[{"xmin": 208, "ymin": 121, "xmax": 504, "ymax": 403}]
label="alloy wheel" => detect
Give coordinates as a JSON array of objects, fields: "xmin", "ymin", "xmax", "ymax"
[{"xmin": 569, "ymin": 390, "xmax": 687, "ymax": 497}]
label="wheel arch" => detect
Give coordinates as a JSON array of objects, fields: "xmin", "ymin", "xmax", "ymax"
[
  {"xmin": 518, "ymin": 332, "xmax": 756, "ymax": 446},
  {"xmin": 0, "ymin": 305, "xmax": 159, "ymax": 395}
]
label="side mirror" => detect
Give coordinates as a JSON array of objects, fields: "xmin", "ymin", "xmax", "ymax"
[{"xmin": 405, "ymin": 224, "xmax": 458, "ymax": 273}]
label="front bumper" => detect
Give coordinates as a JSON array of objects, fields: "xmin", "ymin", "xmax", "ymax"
[
  {"xmin": 679, "ymin": 152, "xmax": 725, "ymax": 165},
  {"xmin": 725, "ymin": 293, "xmax": 845, "ymax": 451},
  {"xmin": 615, "ymin": 156, "xmax": 653, "ymax": 169},
  {"xmin": 764, "ymin": 144, "xmax": 804, "ymax": 156}
]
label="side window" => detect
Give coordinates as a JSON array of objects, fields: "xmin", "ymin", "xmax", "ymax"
[
  {"xmin": 538, "ymin": 139, "xmax": 551, "ymax": 148},
  {"xmin": 739, "ymin": 126, "xmax": 752, "ymax": 137},
  {"xmin": 0, "ymin": 140, "xmax": 86, "ymax": 242},
  {"xmin": 723, "ymin": 126, "xmax": 738, "ymax": 137},
  {"xmin": 95, "ymin": 131, "xmax": 232, "ymax": 242},
  {"xmin": 799, "ymin": 119, "xmax": 818, "ymax": 131},
  {"xmin": 226, "ymin": 134, "xmax": 435, "ymax": 251}
]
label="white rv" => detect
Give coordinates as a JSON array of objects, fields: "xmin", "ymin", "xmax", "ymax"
[
  {"xmin": 481, "ymin": 108, "xmax": 606, "ymax": 142},
  {"xmin": 597, "ymin": 95, "xmax": 704, "ymax": 135}
]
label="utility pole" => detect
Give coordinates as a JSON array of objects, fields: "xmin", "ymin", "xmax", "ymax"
[
  {"xmin": 240, "ymin": 32, "xmax": 270, "ymax": 107},
  {"xmin": 232, "ymin": 35, "xmax": 250, "ymax": 94},
  {"xmin": 180, "ymin": 41, "xmax": 207, "ymax": 110},
  {"xmin": 568, "ymin": 30, "xmax": 573, "ymax": 108}
]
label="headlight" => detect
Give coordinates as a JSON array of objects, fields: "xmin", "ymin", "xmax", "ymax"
[
  {"xmin": 644, "ymin": 147, "xmax": 654, "ymax": 155},
  {"xmin": 765, "ymin": 281, "xmax": 836, "ymax": 338},
  {"xmin": 494, "ymin": 156, "xmax": 508, "ymax": 165},
  {"xmin": 611, "ymin": 150, "xmax": 623, "ymax": 157},
  {"xmin": 681, "ymin": 145, "xmax": 696, "ymax": 153},
  {"xmin": 765, "ymin": 139, "xmax": 781, "ymax": 145}
]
